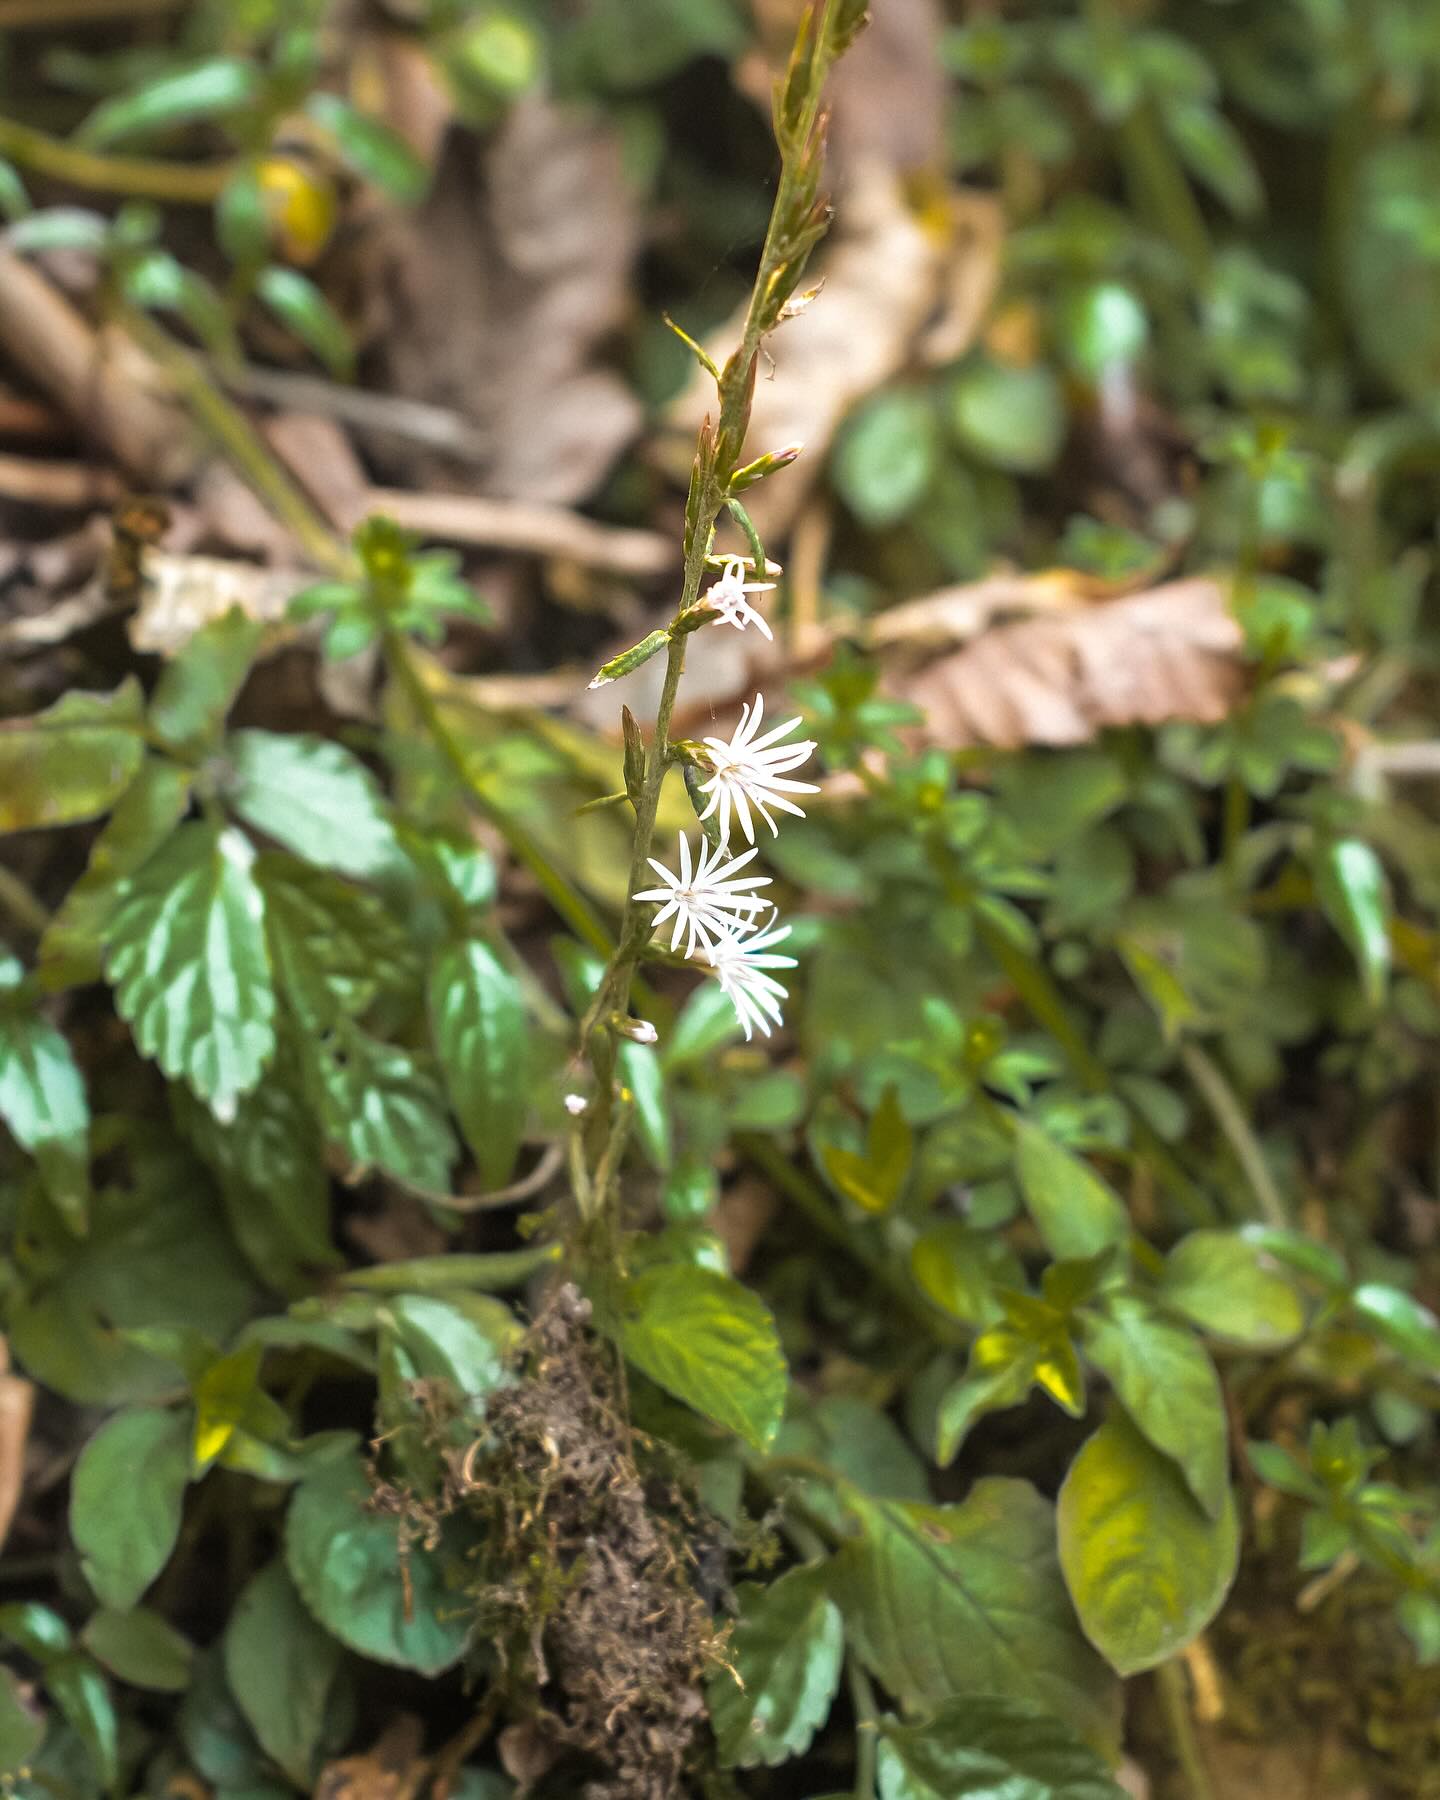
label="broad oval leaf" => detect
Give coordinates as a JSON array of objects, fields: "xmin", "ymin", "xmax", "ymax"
[
  {"xmin": 0, "ymin": 681, "xmax": 145, "ymax": 834},
  {"xmin": 429, "ymin": 938, "xmax": 528, "ymax": 1189},
  {"xmin": 618, "ymin": 1265, "xmax": 786, "ymax": 1453},
  {"xmin": 1080, "ymin": 1298, "xmax": 1228, "ymax": 1518},
  {"xmin": 1160, "ymin": 1229, "xmax": 1304, "ymax": 1348},
  {"xmin": 104, "ymin": 823, "xmax": 276, "ymax": 1121},
  {"xmin": 1058, "ymin": 1412, "xmax": 1239, "ymax": 1676},
  {"xmin": 82, "ymin": 1607, "xmax": 194, "ymax": 1693},
  {"xmin": 708, "ymin": 1564, "xmax": 844, "ymax": 1768},
  {"xmin": 286, "ymin": 1452, "xmax": 470, "ymax": 1674},
  {"xmin": 227, "ymin": 731, "xmax": 401, "ymax": 881},
  {"xmin": 1014, "ymin": 1125, "xmax": 1129, "ymax": 1262},
  {"xmin": 877, "ymin": 1693, "xmax": 1125, "ymax": 1800},
  {"xmin": 224, "ymin": 1559, "xmax": 342, "ymax": 1787},
  {"xmin": 71, "ymin": 1408, "xmax": 190, "ymax": 1611},
  {"xmin": 834, "ymin": 1483, "xmax": 1119, "ymax": 1748}
]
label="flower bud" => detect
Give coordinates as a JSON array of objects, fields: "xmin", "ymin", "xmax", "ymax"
[{"xmin": 729, "ymin": 442, "xmax": 804, "ymax": 493}]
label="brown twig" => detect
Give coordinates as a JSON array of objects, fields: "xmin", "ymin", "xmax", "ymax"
[
  {"xmin": 365, "ymin": 488, "xmax": 673, "ymax": 580},
  {"xmin": 0, "ymin": 452, "xmax": 120, "ymax": 507}
]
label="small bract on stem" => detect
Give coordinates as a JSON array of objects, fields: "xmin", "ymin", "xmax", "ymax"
[{"xmin": 570, "ymin": 0, "xmax": 865, "ymax": 1224}]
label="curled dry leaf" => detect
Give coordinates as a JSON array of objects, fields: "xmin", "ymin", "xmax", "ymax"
[
  {"xmin": 889, "ymin": 577, "xmax": 1244, "ymax": 750},
  {"xmin": 313, "ymin": 1715, "xmax": 428, "ymax": 1800},
  {"xmin": 127, "ymin": 553, "xmax": 301, "ymax": 655}
]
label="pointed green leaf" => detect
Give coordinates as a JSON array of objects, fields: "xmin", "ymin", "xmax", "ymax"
[
  {"xmin": 1080, "ymin": 1298, "xmax": 1228, "ymax": 1518},
  {"xmin": 311, "ymin": 1022, "xmax": 457, "ymax": 1194},
  {"xmin": 104, "ymin": 823, "xmax": 276, "ymax": 1120},
  {"xmin": 428, "ymin": 938, "xmax": 528, "ymax": 1188},
  {"xmin": 1352, "ymin": 1283, "xmax": 1440, "ymax": 1372},
  {"xmin": 1314, "ymin": 837, "xmax": 1390, "ymax": 1006},
  {"xmin": 225, "ymin": 1560, "xmax": 342, "ymax": 1787},
  {"xmin": 71, "ymin": 1408, "xmax": 190, "ymax": 1611},
  {"xmin": 304, "ymin": 93, "xmax": 429, "ymax": 203},
  {"xmin": 77, "ymin": 57, "xmax": 260, "ymax": 146},
  {"xmin": 618, "ymin": 1265, "xmax": 786, "ymax": 1452},
  {"xmin": 254, "ymin": 266, "xmax": 355, "ymax": 380},
  {"xmin": 228, "ymin": 731, "xmax": 401, "ymax": 881},
  {"xmin": 1014, "ymin": 1125, "xmax": 1130, "ymax": 1261},
  {"xmin": 0, "ymin": 681, "xmax": 145, "ymax": 834},
  {"xmin": 149, "ymin": 608, "xmax": 264, "ymax": 753},
  {"xmin": 834, "ymin": 1483, "xmax": 1119, "ymax": 1746},
  {"xmin": 47, "ymin": 1655, "xmax": 117, "ymax": 1793},
  {"xmin": 877, "ymin": 1694, "xmax": 1124, "ymax": 1800},
  {"xmin": 1160, "ymin": 1230, "xmax": 1304, "ymax": 1348},
  {"xmin": 1057, "ymin": 1412, "xmax": 1239, "ymax": 1676},
  {"xmin": 82, "ymin": 1608, "xmax": 194, "ymax": 1693},
  {"xmin": 0, "ymin": 986, "xmax": 89, "ymax": 1230},
  {"xmin": 708, "ymin": 1564, "xmax": 844, "ymax": 1768},
  {"xmin": 258, "ymin": 854, "xmax": 415, "ymax": 1031},
  {"xmin": 620, "ymin": 1039, "xmax": 671, "ymax": 1172},
  {"xmin": 286, "ymin": 1451, "xmax": 470, "ymax": 1674}
]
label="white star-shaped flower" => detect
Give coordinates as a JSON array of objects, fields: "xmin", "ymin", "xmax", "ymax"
[
  {"xmin": 704, "ymin": 556, "xmax": 777, "ymax": 640},
  {"xmin": 697, "ymin": 693, "xmax": 818, "ymax": 847},
  {"xmin": 704, "ymin": 920, "xmax": 797, "ymax": 1041},
  {"xmin": 632, "ymin": 833, "xmax": 773, "ymax": 957}
]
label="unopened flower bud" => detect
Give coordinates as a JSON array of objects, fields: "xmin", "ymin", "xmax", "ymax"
[
  {"xmin": 729, "ymin": 442, "xmax": 805, "ymax": 494},
  {"xmin": 563, "ymin": 1093, "xmax": 588, "ymax": 1116}
]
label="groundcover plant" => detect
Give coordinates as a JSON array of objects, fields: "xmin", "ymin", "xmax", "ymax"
[{"xmin": 5, "ymin": 0, "xmax": 1440, "ymax": 1795}]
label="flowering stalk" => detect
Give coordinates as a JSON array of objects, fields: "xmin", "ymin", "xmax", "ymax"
[{"xmin": 574, "ymin": 0, "xmax": 866, "ymax": 1219}]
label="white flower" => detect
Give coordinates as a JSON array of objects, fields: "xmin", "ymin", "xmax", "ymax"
[
  {"xmin": 704, "ymin": 556, "xmax": 776, "ymax": 640},
  {"xmin": 626, "ymin": 1018, "xmax": 659, "ymax": 1045},
  {"xmin": 705, "ymin": 920, "xmax": 797, "ymax": 1041},
  {"xmin": 632, "ymin": 833, "xmax": 773, "ymax": 957},
  {"xmin": 564, "ymin": 1093, "xmax": 588, "ymax": 1116},
  {"xmin": 697, "ymin": 693, "xmax": 818, "ymax": 847}
]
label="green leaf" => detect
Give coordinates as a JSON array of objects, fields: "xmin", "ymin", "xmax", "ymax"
[
  {"xmin": 821, "ymin": 1086, "xmax": 913, "ymax": 1215},
  {"xmin": 304, "ymin": 93, "xmax": 429, "ymax": 203},
  {"xmin": 877, "ymin": 1694, "xmax": 1125, "ymax": 1800},
  {"xmin": 1014, "ymin": 1125, "xmax": 1130, "ymax": 1262},
  {"xmin": 258, "ymin": 854, "xmax": 415, "ymax": 1031},
  {"xmin": 1080, "ymin": 1297, "xmax": 1228, "ymax": 1518},
  {"xmin": 429, "ymin": 939, "xmax": 528, "ymax": 1189},
  {"xmin": 618, "ymin": 1265, "xmax": 786, "ymax": 1452},
  {"xmin": 0, "ymin": 1602, "xmax": 72, "ymax": 1661},
  {"xmin": 179, "ymin": 1648, "xmax": 268, "ymax": 1788},
  {"xmin": 77, "ymin": 57, "xmax": 260, "ymax": 146},
  {"xmin": 1314, "ymin": 837, "xmax": 1390, "ymax": 1006},
  {"xmin": 832, "ymin": 389, "xmax": 939, "ymax": 528},
  {"xmin": 949, "ymin": 359, "xmax": 1066, "ymax": 473},
  {"xmin": 1057, "ymin": 1412, "xmax": 1239, "ymax": 1676},
  {"xmin": 0, "ymin": 994, "xmax": 89, "ymax": 1229},
  {"xmin": 225, "ymin": 1560, "xmax": 343, "ymax": 1787},
  {"xmin": 707, "ymin": 1564, "xmax": 844, "ymax": 1768},
  {"xmin": 254, "ymin": 266, "xmax": 355, "ymax": 380},
  {"xmin": 40, "ymin": 757, "xmax": 194, "ymax": 991},
  {"xmin": 310, "ymin": 1021, "xmax": 458, "ymax": 1193},
  {"xmin": 70, "ymin": 1408, "xmax": 190, "ymax": 1611},
  {"xmin": 620, "ymin": 1040, "xmax": 671, "ymax": 1172},
  {"xmin": 286, "ymin": 1451, "xmax": 470, "ymax": 1674},
  {"xmin": 82, "ymin": 1608, "xmax": 194, "ymax": 1693},
  {"xmin": 1352, "ymin": 1283, "xmax": 1440, "ymax": 1372},
  {"xmin": 1168, "ymin": 99, "xmax": 1262, "ymax": 217},
  {"xmin": 384, "ymin": 1294, "xmax": 518, "ymax": 1403},
  {"xmin": 104, "ymin": 822, "xmax": 276, "ymax": 1120},
  {"xmin": 0, "ymin": 1665, "xmax": 44, "ymax": 1776},
  {"xmin": 834, "ymin": 1483, "xmax": 1119, "ymax": 1746},
  {"xmin": 1159, "ymin": 1230, "xmax": 1305, "ymax": 1348},
  {"xmin": 47, "ymin": 1656, "xmax": 117, "ymax": 1793},
  {"xmin": 0, "ymin": 681, "xmax": 145, "ymax": 834},
  {"xmin": 228, "ymin": 731, "xmax": 400, "ymax": 881},
  {"xmin": 587, "ymin": 629, "xmax": 672, "ymax": 690},
  {"xmin": 149, "ymin": 608, "xmax": 264, "ymax": 753}
]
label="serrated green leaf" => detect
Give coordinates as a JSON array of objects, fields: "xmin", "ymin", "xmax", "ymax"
[
  {"xmin": 228, "ymin": 731, "xmax": 401, "ymax": 881},
  {"xmin": 254, "ymin": 266, "xmax": 355, "ymax": 379},
  {"xmin": 1057, "ymin": 1411, "xmax": 1239, "ymax": 1676},
  {"xmin": 71, "ymin": 1408, "xmax": 190, "ymax": 1611},
  {"xmin": 78, "ymin": 57, "xmax": 260, "ymax": 147},
  {"xmin": 0, "ymin": 994, "xmax": 89, "ymax": 1230},
  {"xmin": 619, "ymin": 1265, "xmax": 786, "ymax": 1452},
  {"xmin": 0, "ymin": 681, "xmax": 145, "ymax": 834},
  {"xmin": 0, "ymin": 1665, "xmax": 44, "ymax": 1776},
  {"xmin": 304, "ymin": 93, "xmax": 428, "ymax": 203},
  {"xmin": 258, "ymin": 853, "xmax": 415, "ymax": 1032},
  {"xmin": 1160, "ymin": 1230, "xmax": 1305, "ymax": 1348},
  {"xmin": 877, "ymin": 1693, "xmax": 1125, "ymax": 1800},
  {"xmin": 1352, "ymin": 1283, "xmax": 1440, "ymax": 1372},
  {"xmin": 82, "ymin": 1608, "xmax": 193, "ymax": 1693},
  {"xmin": 286, "ymin": 1451, "xmax": 470, "ymax": 1674},
  {"xmin": 1314, "ymin": 837, "xmax": 1390, "ymax": 1007},
  {"xmin": 1080, "ymin": 1298, "xmax": 1228, "ymax": 1518},
  {"xmin": 834, "ymin": 1484, "xmax": 1119, "ymax": 1746},
  {"xmin": 40, "ymin": 757, "xmax": 194, "ymax": 991},
  {"xmin": 428, "ymin": 938, "xmax": 528, "ymax": 1189},
  {"xmin": 104, "ymin": 822, "xmax": 276, "ymax": 1120},
  {"xmin": 311, "ymin": 1021, "xmax": 457, "ymax": 1194},
  {"xmin": 708, "ymin": 1564, "xmax": 843, "ymax": 1768},
  {"xmin": 1014, "ymin": 1125, "xmax": 1130, "ymax": 1262},
  {"xmin": 225, "ymin": 1560, "xmax": 342, "ymax": 1787},
  {"xmin": 149, "ymin": 608, "xmax": 264, "ymax": 753}
]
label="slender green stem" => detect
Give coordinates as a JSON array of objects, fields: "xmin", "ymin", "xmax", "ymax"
[
  {"xmin": 848, "ymin": 1659, "xmax": 880, "ymax": 1800},
  {"xmin": 0, "ymin": 861, "xmax": 51, "ymax": 937},
  {"xmin": 1157, "ymin": 1658, "xmax": 1217, "ymax": 1800},
  {"xmin": 382, "ymin": 630, "xmax": 616, "ymax": 963},
  {"xmin": 0, "ymin": 116, "xmax": 233, "ymax": 204},
  {"xmin": 1179, "ymin": 1040, "xmax": 1287, "ymax": 1227}
]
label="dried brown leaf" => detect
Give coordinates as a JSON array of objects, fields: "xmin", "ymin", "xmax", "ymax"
[
  {"xmin": 314, "ymin": 1716, "xmax": 427, "ymax": 1800},
  {"xmin": 892, "ymin": 577, "xmax": 1243, "ymax": 750}
]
